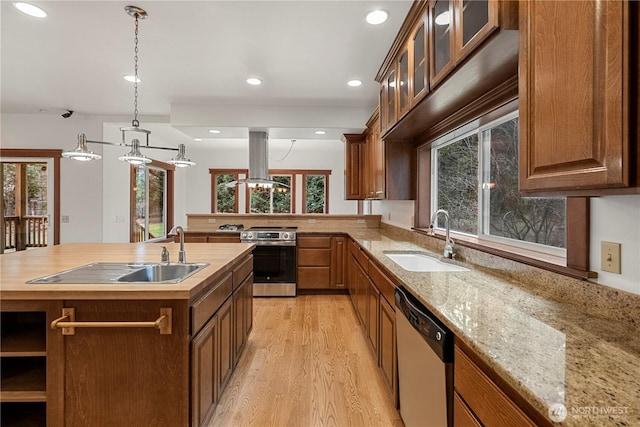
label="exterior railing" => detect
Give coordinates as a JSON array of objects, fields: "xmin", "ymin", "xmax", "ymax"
[{"xmin": 3, "ymin": 215, "xmax": 48, "ymax": 252}]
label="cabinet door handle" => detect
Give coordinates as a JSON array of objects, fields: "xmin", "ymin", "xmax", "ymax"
[{"xmin": 51, "ymin": 307, "xmax": 172, "ymax": 335}]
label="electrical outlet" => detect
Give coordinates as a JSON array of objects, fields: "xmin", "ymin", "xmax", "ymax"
[
  {"xmin": 601, "ymin": 241, "xmax": 621, "ymax": 274},
  {"xmin": 357, "ymin": 219, "xmax": 365, "ymax": 224},
  {"xmin": 208, "ymin": 218, "xmax": 216, "ymax": 224},
  {"xmin": 61, "ymin": 215, "xmax": 70, "ymax": 223},
  {"xmin": 308, "ymin": 219, "xmax": 316, "ymax": 224}
]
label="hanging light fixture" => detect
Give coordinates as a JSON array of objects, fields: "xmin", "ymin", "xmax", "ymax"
[
  {"xmin": 61, "ymin": 134, "xmax": 102, "ymax": 161},
  {"xmin": 168, "ymin": 144, "xmax": 196, "ymax": 167},
  {"xmin": 62, "ymin": 5, "xmax": 195, "ymax": 167}
]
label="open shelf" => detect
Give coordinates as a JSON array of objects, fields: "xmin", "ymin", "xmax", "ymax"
[
  {"xmin": 1, "ymin": 312, "xmax": 46, "ymax": 357},
  {"xmin": 0, "ymin": 357, "xmax": 47, "ymax": 402},
  {"xmin": 1, "ymin": 402, "xmax": 46, "ymax": 427}
]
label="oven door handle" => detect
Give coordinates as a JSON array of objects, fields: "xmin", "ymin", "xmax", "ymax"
[{"xmin": 243, "ymin": 241, "xmax": 296, "ymax": 247}]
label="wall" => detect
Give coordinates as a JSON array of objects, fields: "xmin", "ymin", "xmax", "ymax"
[
  {"xmin": 1, "ymin": 113, "xmax": 105, "ymax": 243},
  {"xmin": 2, "ymin": 113, "xmax": 356, "ymax": 244},
  {"xmin": 181, "ymin": 137, "xmax": 357, "ymax": 216},
  {"xmin": 377, "ymin": 196, "xmax": 640, "ymax": 296}
]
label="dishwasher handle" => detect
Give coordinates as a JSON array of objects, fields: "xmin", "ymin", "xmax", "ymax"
[{"xmin": 395, "ymin": 286, "xmax": 453, "ymax": 363}]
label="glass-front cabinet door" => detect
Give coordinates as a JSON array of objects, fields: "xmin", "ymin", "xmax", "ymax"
[
  {"xmin": 455, "ymin": 0, "xmax": 498, "ymax": 59},
  {"xmin": 385, "ymin": 68, "xmax": 397, "ymax": 129},
  {"xmin": 430, "ymin": 0, "xmax": 455, "ymax": 87},
  {"xmin": 412, "ymin": 20, "xmax": 428, "ymax": 103},
  {"xmin": 397, "ymin": 48, "xmax": 410, "ymax": 117}
]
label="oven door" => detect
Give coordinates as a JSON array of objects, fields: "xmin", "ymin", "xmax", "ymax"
[{"xmin": 252, "ymin": 244, "xmax": 296, "ymax": 296}]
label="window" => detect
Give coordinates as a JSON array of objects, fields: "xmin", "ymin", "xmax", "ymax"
[
  {"xmin": 210, "ymin": 169, "xmax": 247, "ymax": 213},
  {"xmin": 210, "ymin": 169, "xmax": 326, "ymax": 214},
  {"xmin": 130, "ymin": 161, "xmax": 174, "ymax": 243},
  {"xmin": 249, "ymin": 174, "xmax": 293, "ymax": 213},
  {"xmin": 303, "ymin": 172, "xmax": 329, "ymax": 213},
  {"xmin": 431, "ymin": 112, "xmax": 566, "ymax": 255}
]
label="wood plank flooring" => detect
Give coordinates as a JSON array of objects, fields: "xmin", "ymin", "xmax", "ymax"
[{"xmin": 209, "ymin": 294, "xmax": 404, "ymax": 427}]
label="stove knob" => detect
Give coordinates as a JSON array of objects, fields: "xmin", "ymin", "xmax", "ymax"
[
  {"xmin": 247, "ymin": 232, "xmax": 253, "ymax": 239},
  {"xmin": 283, "ymin": 232, "xmax": 289, "ymax": 239}
]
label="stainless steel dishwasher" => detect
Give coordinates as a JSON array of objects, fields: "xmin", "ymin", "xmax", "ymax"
[{"xmin": 395, "ymin": 286, "xmax": 453, "ymax": 427}]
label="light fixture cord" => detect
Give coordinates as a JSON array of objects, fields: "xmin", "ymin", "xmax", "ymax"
[{"xmin": 132, "ymin": 13, "xmax": 140, "ymax": 128}]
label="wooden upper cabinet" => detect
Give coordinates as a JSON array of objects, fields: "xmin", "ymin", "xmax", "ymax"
[
  {"xmin": 344, "ymin": 133, "xmax": 366, "ymax": 200},
  {"xmin": 367, "ymin": 112, "xmax": 385, "ymax": 199},
  {"xmin": 398, "ymin": 46, "xmax": 411, "ymax": 118},
  {"xmin": 455, "ymin": 0, "xmax": 499, "ymax": 60},
  {"xmin": 411, "ymin": 19, "xmax": 428, "ymax": 104},
  {"xmin": 385, "ymin": 68, "xmax": 398, "ymax": 129},
  {"xmin": 519, "ymin": 0, "xmax": 636, "ymax": 194},
  {"xmin": 429, "ymin": 0, "xmax": 456, "ymax": 87}
]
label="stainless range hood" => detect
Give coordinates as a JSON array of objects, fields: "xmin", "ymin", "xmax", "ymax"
[{"xmin": 224, "ymin": 131, "xmax": 282, "ymax": 188}]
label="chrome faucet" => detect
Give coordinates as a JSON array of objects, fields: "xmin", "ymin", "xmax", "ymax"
[
  {"xmin": 168, "ymin": 225, "xmax": 186, "ymax": 263},
  {"xmin": 429, "ymin": 209, "xmax": 455, "ymax": 259}
]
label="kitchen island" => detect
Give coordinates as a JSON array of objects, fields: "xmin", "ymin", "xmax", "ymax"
[{"xmin": 0, "ymin": 242, "xmax": 254, "ymax": 427}]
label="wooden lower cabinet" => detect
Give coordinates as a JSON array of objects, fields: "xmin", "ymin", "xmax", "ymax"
[
  {"xmin": 367, "ymin": 280, "xmax": 380, "ymax": 355},
  {"xmin": 297, "ymin": 235, "xmax": 347, "ymax": 290},
  {"xmin": 297, "ymin": 236, "xmax": 331, "ymax": 289},
  {"xmin": 61, "ymin": 299, "xmax": 191, "ymax": 427},
  {"xmin": 454, "ymin": 345, "xmax": 540, "ymax": 427},
  {"xmin": 233, "ymin": 273, "xmax": 253, "ymax": 367},
  {"xmin": 347, "ymin": 238, "xmax": 398, "ymax": 406},
  {"xmin": 192, "ymin": 310, "xmax": 219, "ymax": 427},
  {"xmin": 379, "ymin": 297, "xmax": 398, "ymax": 406},
  {"xmin": 217, "ymin": 298, "xmax": 234, "ymax": 395}
]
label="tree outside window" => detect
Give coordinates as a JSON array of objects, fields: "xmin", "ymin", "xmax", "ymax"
[{"xmin": 304, "ymin": 173, "xmax": 328, "ymax": 213}]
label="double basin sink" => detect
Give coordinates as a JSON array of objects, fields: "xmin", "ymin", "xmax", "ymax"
[{"xmin": 27, "ymin": 262, "xmax": 209, "ymax": 284}]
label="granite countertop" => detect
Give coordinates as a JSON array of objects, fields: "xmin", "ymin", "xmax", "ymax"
[
  {"xmin": 0, "ymin": 242, "xmax": 254, "ymax": 301},
  {"xmin": 348, "ymin": 231, "xmax": 639, "ymax": 427}
]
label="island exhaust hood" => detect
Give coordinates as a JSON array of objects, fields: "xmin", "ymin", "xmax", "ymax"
[{"xmin": 225, "ymin": 131, "xmax": 283, "ymax": 188}]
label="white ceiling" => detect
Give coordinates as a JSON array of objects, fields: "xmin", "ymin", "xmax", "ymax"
[{"xmin": 1, "ymin": 0, "xmax": 412, "ymax": 140}]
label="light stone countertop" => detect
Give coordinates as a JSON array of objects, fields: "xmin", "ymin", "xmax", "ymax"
[{"xmin": 346, "ymin": 231, "xmax": 640, "ymax": 427}]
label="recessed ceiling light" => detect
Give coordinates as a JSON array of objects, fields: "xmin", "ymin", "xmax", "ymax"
[
  {"xmin": 123, "ymin": 75, "xmax": 141, "ymax": 83},
  {"xmin": 246, "ymin": 77, "xmax": 262, "ymax": 86},
  {"xmin": 208, "ymin": 129, "xmax": 221, "ymax": 134},
  {"xmin": 194, "ymin": 138, "xmax": 203, "ymax": 141},
  {"xmin": 366, "ymin": 10, "xmax": 388, "ymax": 25},
  {"xmin": 14, "ymin": 2, "xmax": 47, "ymax": 18},
  {"xmin": 347, "ymin": 79, "xmax": 363, "ymax": 87},
  {"xmin": 435, "ymin": 11, "xmax": 451, "ymax": 26},
  {"xmin": 314, "ymin": 130, "xmax": 327, "ymax": 135}
]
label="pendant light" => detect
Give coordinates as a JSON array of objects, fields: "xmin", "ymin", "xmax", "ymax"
[
  {"xmin": 168, "ymin": 144, "xmax": 196, "ymax": 168},
  {"xmin": 62, "ymin": 133, "xmax": 102, "ymax": 161},
  {"xmin": 118, "ymin": 139, "xmax": 151, "ymax": 165},
  {"xmin": 62, "ymin": 5, "xmax": 195, "ymax": 167}
]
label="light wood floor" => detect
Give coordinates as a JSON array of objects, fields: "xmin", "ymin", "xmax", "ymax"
[{"xmin": 209, "ymin": 294, "xmax": 404, "ymax": 427}]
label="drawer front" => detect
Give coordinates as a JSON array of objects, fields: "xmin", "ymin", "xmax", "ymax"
[
  {"xmin": 453, "ymin": 392, "xmax": 482, "ymax": 427},
  {"xmin": 298, "ymin": 248, "xmax": 331, "ymax": 266},
  {"xmin": 298, "ymin": 236, "xmax": 331, "ymax": 248},
  {"xmin": 297, "ymin": 267, "xmax": 331, "ymax": 289},
  {"xmin": 348, "ymin": 239, "xmax": 368, "ymax": 269},
  {"xmin": 191, "ymin": 273, "xmax": 233, "ymax": 333},
  {"xmin": 454, "ymin": 347, "xmax": 536, "ymax": 427},
  {"xmin": 368, "ymin": 260, "xmax": 396, "ymax": 306},
  {"xmin": 233, "ymin": 255, "xmax": 253, "ymax": 289}
]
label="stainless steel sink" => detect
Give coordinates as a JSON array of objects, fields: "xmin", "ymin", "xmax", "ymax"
[
  {"xmin": 116, "ymin": 263, "xmax": 204, "ymax": 283},
  {"xmin": 27, "ymin": 262, "xmax": 209, "ymax": 284}
]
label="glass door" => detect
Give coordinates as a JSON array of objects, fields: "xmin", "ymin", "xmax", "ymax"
[{"xmin": 1, "ymin": 160, "xmax": 53, "ymax": 253}]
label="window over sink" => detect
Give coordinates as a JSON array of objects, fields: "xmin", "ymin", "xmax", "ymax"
[{"xmin": 430, "ymin": 110, "xmax": 566, "ymax": 257}]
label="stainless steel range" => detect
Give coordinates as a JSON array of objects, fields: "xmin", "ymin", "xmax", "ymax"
[{"xmin": 240, "ymin": 226, "xmax": 297, "ymax": 296}]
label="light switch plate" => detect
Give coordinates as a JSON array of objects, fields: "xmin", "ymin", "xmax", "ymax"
[{"xmin": 601, "ymin": 241, "xmax": 621, "ymax": 274}]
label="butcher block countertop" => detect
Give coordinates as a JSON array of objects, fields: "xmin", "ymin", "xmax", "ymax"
[{"xmin": 0, "ymin": 243, "xmax": 254, "ymax": 301}]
